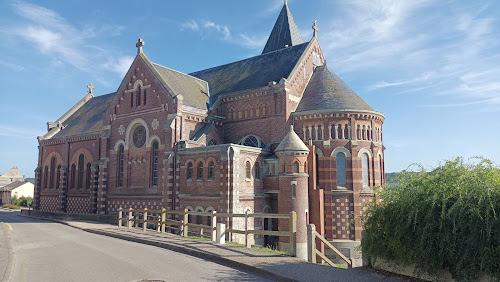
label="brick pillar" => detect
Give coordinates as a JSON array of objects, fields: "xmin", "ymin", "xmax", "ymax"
[{"xmin": 34, "ymin": 167, "xmax": 42, "ymax": 210}]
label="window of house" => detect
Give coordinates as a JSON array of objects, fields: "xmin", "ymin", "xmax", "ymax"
[
  {"xmin": 336, "ymin": 152, "xmax": 347, "ymax": 188},
  {"xmin": 50, "ymin": 157, "xmax": 56, "ymax": 188},
  {"xmin": 136, "ymin": 87, "xmax": 141, "ymax": 106},
  {"xmin": 245, "ymin": 161, "xmax": 251, "ymax": 179},
  {"xmin": 86, "ymin": 163, "xmax": 92, "ymax": 189},
  {"xmin": 283, "ymin": 163, "xmax": 287, "ymax": 174},
  {"xmin": 378, "ymin": 158, "xmax": 383, "ymax": 184},
  {"xmin": 208, "ymin": 161, "xmax": 214, "ymax": 180},
  {"xmin": 70, "ymin": 164, "xmax": 76, "ymax": 189},
  {"xmin": 130, "ymin": 92, "xmax": 133, "ymax": 108},
  {"xmin": 77, "ymin": 154, "xmax": 85, "ymax": 189},
  {"xmin": 197, "ymin": 162, "xmax": 204, "ymax": 180},
  {"xmin": 132, "ymin": 125, "xmax": 146, "ymax": 149},
  {"xmin": 294, "ymin": 162, "xmax": 299, "ymax": 173},
  {"xmin": 43, "ymin": 166, "xmax": 48, "ymax": 189},
  {"xmin": 118, "ymin": 145, "xmax": 124, "ymax": 187},
  {"xmin": 56, "ymin": 165, "xmax": 61, "ymax": 190},
  {"xmin": 255, "ymin": 162, "xmax": 261, "ymax": 180},
  {"xmin": 292, "ymin": 183, "xmax": 296, "ymax": 199},
  {"xmin": 187, "ymin": 162, "xmax": 193, "ymax": 180},
  {"xmin": 144, "ymin": 89, "xmax": 147, "ymax": 105},
  {"xmin": 151, "ymin": 141, "xmax": 159, "ymax": 186},
  {"xmin": 362, "ymin": 153, "xmax": 370, "ymax": 187}
]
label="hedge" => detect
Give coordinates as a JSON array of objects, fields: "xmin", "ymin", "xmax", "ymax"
[{"xmin": 362, "ymin": 158, "xmax": 500, "ymax": 281}]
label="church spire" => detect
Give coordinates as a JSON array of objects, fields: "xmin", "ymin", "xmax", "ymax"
[{"xmin": 261, "ymin": 1, "xmax": 304, "ymax": 54}]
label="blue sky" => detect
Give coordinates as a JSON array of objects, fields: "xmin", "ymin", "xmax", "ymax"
[{"xmin": 0, "ymin": 0, "xmax": 499, "ymax": 177}]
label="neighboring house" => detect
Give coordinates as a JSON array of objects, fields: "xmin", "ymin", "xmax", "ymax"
[
  {"xmin": 0, "ymin": 166, "xmax": 24, "ymax": 187},
  {"xmin": 34, "ymin": 2, "xmax": 385, "ymax": 262},
  {"xmin": 0, "ymin": 181, "xmax": 34, "ymax": 205}
]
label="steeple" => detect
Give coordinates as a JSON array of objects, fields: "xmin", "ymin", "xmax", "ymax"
[{"xmin": 262, "ymin": 1, "xmax": 304, "ymax": 54}]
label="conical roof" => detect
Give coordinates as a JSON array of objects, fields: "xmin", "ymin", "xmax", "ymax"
[
  {"xmin": 295, "ymin": 65, "xmax": 374, "ymax": 113},
  {"xmin": 262, "ymin": 2, "xmax": 304, "ymax": 54},
  {"xmin": 275, "ymin": 126, "xmax": 309, "ymax": 153}
]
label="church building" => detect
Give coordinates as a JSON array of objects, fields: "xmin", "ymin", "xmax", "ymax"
[{"xmin": 35, "ymin": 2, "xmax": 385, "ymax": 261}]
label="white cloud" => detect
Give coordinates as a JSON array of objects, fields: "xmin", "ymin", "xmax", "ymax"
[
  {"xmin": 102, "ymin": 56, "xmax": 135, "ymax": 77},
  {"xmin": 0, "ymin": 124, "xmax": 41, "ymax": 139},
  {"xmin": 239, "ymin": 34, "xmax": 268, "ymax": 49},
  {"xmin": 181, "ymin": 19, "xmax": 231, "ymax": 40},
  {"xmin": 0, "ymin": 60, "xmax": 24, "ymax": 71},
  {"xmin": 8, "ymin": 1, "xmax": 129, "ymax": 76},
  {"xmin": 370, "ymin": 72, "xmax": 435, "ymax": 90}
]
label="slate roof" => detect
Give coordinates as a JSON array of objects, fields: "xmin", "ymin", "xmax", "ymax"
[
  {"xmin": 2, "ymin": 181, "xmax": 27, "ymax": 191},
  {"xmin": 262, "ymin": 2, "xmax": 304, "ymax": 54},
  {"xmin": 295, "ymin": 65, "xmax": 374, "ymax": 113},
  {"xmin": 53, "ymin": 93, "xmax": 115, "ymax": 138},
  {"xmin": 275, "ymin": 126, "xmax": 309, "ymax": 152},
  {"xmin": 152, "ymin": 63, "xmax": 210, "ymax": 110},
  {"xmin": 190, "ymin": 42, "xmax": 309, "ymax": 99}
]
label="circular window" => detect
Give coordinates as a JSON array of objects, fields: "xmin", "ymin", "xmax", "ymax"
[{"xmin": 132, "ymin": 125, "xmax": 146, "ymax": 149}]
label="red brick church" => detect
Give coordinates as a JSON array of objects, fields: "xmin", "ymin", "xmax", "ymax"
[{"xmin": 35, "ymin": 2, "xmax": 385, "ymax": 260}]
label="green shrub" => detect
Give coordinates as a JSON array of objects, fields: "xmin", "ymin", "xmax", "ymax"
[
  {"xmin": 362, "ymin": 158, "xmax": 500, "ymax": 281},
  {"xmin": 9, "ymin": 195, "xmax": 33, "ymax": 207},
  {"xmin": 2, "ymin": 204, "xmax": 20, "ymax": 209}
]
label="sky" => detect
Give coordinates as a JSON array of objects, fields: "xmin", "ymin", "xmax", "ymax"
[{"xmin": 0, "ymin": 0, "xmax": 499, "ymax": 177}]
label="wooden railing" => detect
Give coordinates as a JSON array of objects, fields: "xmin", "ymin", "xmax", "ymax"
[
  {"xmin": 118, "ymin": 207, "xmax": 297, "ymax": 256},
  {"xmin": 307, "ymin": 224, "xmax": 353, "ymax": 268}
]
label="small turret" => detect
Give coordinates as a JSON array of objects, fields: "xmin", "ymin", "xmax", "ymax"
[{"xmin": 276, "ymin": 125, "xmax": 309, "ymax": 260}]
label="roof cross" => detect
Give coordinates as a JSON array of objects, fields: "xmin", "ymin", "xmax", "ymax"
[
  {"xmin": 87, "ymin": 83, "xmax": 94, "ymax": 94},
  {"xmin": 136, "ymin": 38, "xmax": 145, "ymax": 54},
  {"xmin": 312, "ymin": 21, "xmax": 318, "ymax": 38}
]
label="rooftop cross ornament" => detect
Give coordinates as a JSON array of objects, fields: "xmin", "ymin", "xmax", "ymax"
[
  {"xmin": 312, "ymin": 21, "xmax": 318, "ymax": 38},
  {"xmin": 87, "ymin": 83, "xmax": 94, "ymax": 94},
  {"xmin": 136, "ymin": 38, "xmax": 145, "ymax": 54}
]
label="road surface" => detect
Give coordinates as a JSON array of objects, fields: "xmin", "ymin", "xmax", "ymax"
[{"xmin": 0, "ymin": 209, "xmax": 271, "ymax": 282}]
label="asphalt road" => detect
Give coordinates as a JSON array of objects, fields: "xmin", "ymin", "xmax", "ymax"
[{"xmin": 0, "ymin": 209, "xmax": 271, "ymax": 282}]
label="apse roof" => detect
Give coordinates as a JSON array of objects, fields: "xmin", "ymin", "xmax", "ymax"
[{"xmin": 295, "ymin": 65, "xmax": 374, "ymax": 113}]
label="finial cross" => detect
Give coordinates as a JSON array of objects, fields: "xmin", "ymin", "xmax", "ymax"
[
  {"xmin": 87, "ymin": 83, "xmax": 94, "ymax": 94},
  {"xmin": 136, "ymin": 38, "xmax": 145, "ymax": 54},
  {"xmin": 312, "ymin": 21, "xmax": 318, "ymax": 38}
]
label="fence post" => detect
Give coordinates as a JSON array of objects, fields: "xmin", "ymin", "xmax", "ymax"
[
  {"xmin": 143, "ymin": 208, "xmax": 148, "ymax": 232},
  {"xmin": 161, "ymin": 208, "xmax": 166, "ymax": 233},
  {"xmin": 182, "ymin": 208, "xmax": 188, "ymax": 237},
  {"xmin": 245, "ymin": 210, "xmax": 250, "ymax": 248},
  {"xmin": 210, "ymin": 211, "xmax": 217, "ymax": 242},
  {"xmin": 216, "ymin": 223, "xmax": 226, "ymax": 244},
  {"xmin": 128, "ymin": 208, "xmax": 133, "ymax": 229},
  {"xmin": 307, "ymin": 224, "xmax": 316, "ymax": 263},
  {"xmin": 118, "ymin": 207, "xmax": 123, "ymax": 228},
  {"xmin": 290, "ymin": 211, "xmax": 297, "ymax": 257}
]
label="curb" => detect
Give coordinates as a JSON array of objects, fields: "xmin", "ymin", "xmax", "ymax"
[{"xmin": 18, "ymin": 214, "xmax": 297, "ymax": 282}]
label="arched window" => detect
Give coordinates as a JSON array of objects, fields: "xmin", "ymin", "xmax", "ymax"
[
  {"xmin": 240, "ymin": 135, "xmax": 265, "ymax": 149},
  {"xmin": 49, "ymin": 157, "xmax": 56, "ymax": 188},
  {"xmin": 136, "ymin": 86, "xmax": 141, "ymax": 106},
  {"xmin": 86, "ymin": 163, "xmax": 92, "ymax": 190},
  {"xmin": 283, "ymin": 163, "xmax": 287, "ymax": 174},
  {"xmin": 43, "ymin": 166, "xmax": 48, "ymax": 189},
  {"xmin": 336, "ymin": 152, "xmax": 347, "ymax": 188},
  {"xmin": 197, "ymin": 162, "xmax": 204, "ymax": 180},
  {"xmin": 56, "ymin": 165, "xmax": 61, "ymax": 190},
  {"xmin": 245, "ymin": 161, "xmax": 251, "ymax": 179},
  {"xmin": 77, "ymin": 154, "xmax": 85, "ymax": 189},
  {"xmin": 151, "ymin": 141, "xmax": 159, "ymax": 186},
  {"xmin": 187, "ymin": 162, "xmax": 193, "ymax": 180},
  {"xmin": 294, "ymin": 162, "xmax": 299, "ymax": 173},
  {"xmin": 143, "ymin": 89, "xmax": 147, "ymax": 105},
  {"xmin": 70, "ymin": 164, "xmax": 76, "ymax": 189},
  {"xmin": 378, "ymin": 157, "xmax": 383, "ymax": 184},
  {"xmin": 255, "ymin": 162, "xmax": 261, "ymax": 180},
  {"xmin": 130, "ymin": 92, "xmax": 134, "ymax": 108},
  {"xmin": 208, "ymin": 161, "xmax": 214, "ymax": 180},
  {"xmin": 362, "ymin": 153, "xmax": 370, "ymax": 187},
  {"xmin": 118, "ymin": 145, "xmax": 124, "ymax": 187},
  {"xmin": 304, "ymin": 162, "xmax": 308, "ymax": 174}
]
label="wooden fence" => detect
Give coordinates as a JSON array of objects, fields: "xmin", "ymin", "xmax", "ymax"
[
  {"xmin": 118, "ymin": 207, "xmax": 297, "ymax": 256},
  {"xmin": 307, "ymin": 224, "xmax": 353, "ymax": 268}
]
